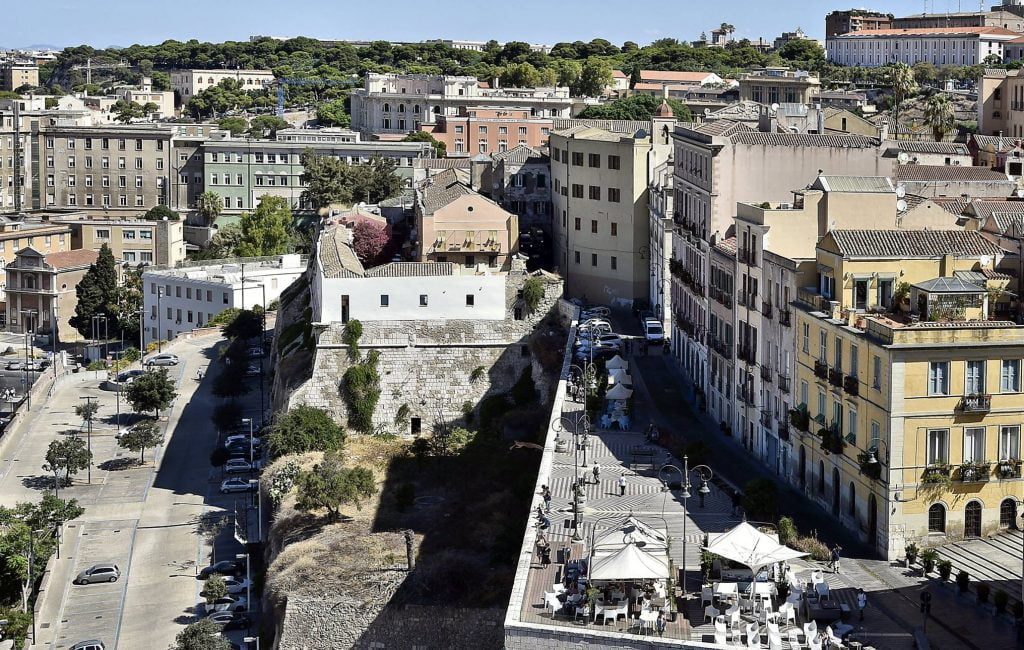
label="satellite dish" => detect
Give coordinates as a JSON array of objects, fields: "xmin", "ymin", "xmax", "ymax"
[
  {"xmin": 896, "ymin": 184, "xmax": 906, "ymax": 198},
  {"xmin": 771, "ymin": 103, "xmax": 780, "ymax": 112},
  {"xmin": 898, "ymin": 152, "xmax": 910, "ymax": 164},
  {"xmin": 896, "ymin": 199, "xmax": 908, "ymax": 212}
]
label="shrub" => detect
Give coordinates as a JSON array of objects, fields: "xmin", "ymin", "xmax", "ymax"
[
  {"xmin": 394, "ymin": 403, "xmax": 410, "ymax": 426},
  {"xmin": 203, "ymin": 575, "xmax": 228, "ymax": 603},
  {"xmin": 268, "ymin": 405, "xmax": 346, "ymax": 456},
  {"xmin": 920, "ymin": 548, "xmax": 938, "ymax": 574},
  {"xmin": 956, "ymin": 570, "xmax": 970, "ymax": 593},
  {"xmin": 994, "ymin": 588, "xmax": 1008, "ymax": 614},
  {"xmin": 341, "ymin": 351, "xmax": 380, "ymax": 434},
  {"xmin": 395, "ymin": 482, "xmax": 416, "ymax": 512},
  {"xmin": 121, "ymin": 347, "xmax": 141, "ymax": 363},
  {"xmin": 790, "ymin": 535, "xmax": 831, "ymax": 562},
  {"xmin": 87, "ymin": 359, "xmax": 108, "ymax": 371},
  {"xmin": 905, "ymin": 542, "xmax": 919, "ymax": 564},
  {"xmin": 522, "ymin": 276, "xmax": 544, "ymax": 312},
  {"xmin": 1012, "ymin": 600, "xmax": 1023, "ymax": 619},
  {"xmin": 777, "ymin": 516, "xmax": 797, "ymax": 546},
  {"xmin": 937, "ymin": 559, "xmax": 952, "ymax": 581},
  {"xmin": 976, "ymin": 582, "xmax": 990, "ymax": 604},
  {"xmin": 741, "ymin": 478, "xmax": 778, "ymax": 521},
  {"xmin": 208, "ymin": 307, "xmax": 242, "ymax": 327},
  {"xmin": 470, "ymin": 366, "xmax": 486, "ymax": 382},
  {"xmin": 510, "ymin": 366, "xmax": 537, "ymax": 406},
  {"xmin": 342, "ymin": 319, "xmax": 363, "ymax": 359}
]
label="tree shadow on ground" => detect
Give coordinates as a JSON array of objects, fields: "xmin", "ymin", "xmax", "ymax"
[
  {"xmin": 20, "ymin": 475, "xmax": 57, "ymax": 491},
  {"xmin": 98, "ymin": 457, "xmax": 140, "ymax": 471}
]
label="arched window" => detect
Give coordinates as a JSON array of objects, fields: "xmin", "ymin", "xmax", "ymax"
[
  {"xmin": 817, "ymin": 460, "xmax": 825, "ymax": 494},
  {"xmin": 22, "ymin": 274, "xmax": 35, "ymax": 289},
  {"xmin": 414, "ymin": 104, "xmax": 420, "ymax": 114},
  {"xmin": 398, "ymin": 104, "xmax": 405, "ymax": 113},
  {"xmin": 383, "ymin": 103, "xmax": 391, "ymax": 113},
  {"xmin": 999, "ymin": 498, "xmax": 1018, "ymax": 529},
  {"xmin": 207, "ymin": 77, "xmax": 214, "ymax": 84},
  {"xmin": 848, "ymin": 482, "xmax": 856, "ymax": 517},
  {"xmin": 433, "ymin": 105, "xmax": 441, "ymax": 114},
  {"xmin": 965, "ymin": 501, "xmax": 982, "ymax": 537},
  {"xmin": 928, "ymin": 503, "xmax": 945, "ymax": 533}
]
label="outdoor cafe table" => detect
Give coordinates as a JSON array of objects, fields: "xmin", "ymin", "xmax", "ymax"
[{"xmin": 714, "ymin": 582, "xmax": 740, "ymax": 600}]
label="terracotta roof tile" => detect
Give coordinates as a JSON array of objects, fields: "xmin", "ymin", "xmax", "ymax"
[
  {"xmin": 44, "ymin": 249, "xmax": 98, "ymax": 270},
  {"xmin": 828, "ymin": 230, "xmax": 1001, "ymax": 258},
  {"xmin": 894, "ymin": 164, "xmax": 1010, "ymax": 182}
]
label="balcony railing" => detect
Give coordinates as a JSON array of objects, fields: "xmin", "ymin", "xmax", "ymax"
[
  {"xmin": 921, "ymin": 464, "xmax": 952, "ymax": 484},
  {"xmin": 710, "ymin": 336, "xmax": 733, "ymax": 359},
  {"xmin": 789, "ymin": 407, "xmax": 810, "ymax": 433},
  {"xmin": 737, "ymin": 345, "xmax": 755, "ymax": 365},
  {"xmin": 997, "ymin": 459, "xmax": 1022, "ymax": 480},
  {"xmin": 738, "ymin": 247, "xmax": 751, "ymax": 265},
  {"xmin": 760, "ymin": 410, "xmax": 773, "ymax": 428},
  {"xmin": 737, "ymin": 292, "xmax": 746, "ymax": 307},
  {"xmin": 957, "ymin": 461, "xmax": 991, "ymax": 483},
  {"xmin": 776, "ymin": 419, "xmax": 790, "ymax": 442},
  {"xmin": 762, "ymin": 301, "xmax": 773, "ymax": 319},
  {"xmin": 760, "ymin": 365, "xmax": 773, "ymax": 382},
  {"xmin": 814, "ymin": 360, "xmax": 828, "ymax": 380},
  {"xmin": 957, "ymin": 394, "xmax": 991, "ymax": 413},
  {"xmin": 779, "ymin": 308, "xmax": 792, "ymax": 327},
  {"xmin": 828, "ymin": 368, "xmax": 843, "ymax": 388},
  {"xmin": 778, "ymin": 374, "xmax": 791, "ymax": 393},
  {"xmin": 843, "ymin": 375, "xmax": 860, "ymax": 397}
]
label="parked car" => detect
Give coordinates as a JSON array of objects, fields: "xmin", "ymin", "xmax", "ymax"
[
  {"xmin": 145, "ymin": 353, "xmax": 179, "ymax": 367},
  {"xmin": 207, "ymin": 595, "xmax": 248, "ymax": 613},
  {"xmin": 224, "ymin": 458, "xmax": 258, "ymax": 474},
  {"xmin": 220, "ymin": 575, "xmax": 251, "ymax": 595},
  {"xmin": 198, "ymin": 559, "xmax": 245, "ymax": 580},
  {"xmin": 73, "ymin": 564, "xmax": 120, "ymax": 585},
  {"xmin": 220, "ymin": 478, "xmax": 256, "ymax": 494},
  {"xmin": 70, "ymin": 642, "xmax": 105, "ymax": 650},
  {"xmin": 643, "ymin": 318, "xmax": 665, "ymax": 342},
  {"xmin": 247, "ymin": 347, "xmax": 264, "ymax": 359},
  {"xmin": 224, "ymin": 434, "xmax": 262, "ymax": 448},
  {"xmin": 243, "ymin": 364, "xmax": 261, "ymax": 377},
  {"xmin": 116, "ymin": 369, "xmax": 145, "ymax": 383},
  {"xmin": 5, "ymin": 361, "xmax": 23, "ymax": 371},
  {"xmin": 207, "ymin": 610, "xmax": 252, "ymax": 630}
]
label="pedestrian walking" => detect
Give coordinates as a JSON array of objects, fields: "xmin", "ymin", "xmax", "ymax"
[
  {"xmin": 618, "ymin": 474, "xmax": 627, "ymax": 496},
  {"xmin": 856, "ymin": 588, "xmax": 867, "ymax": 621},
  {"xmin": 543, "ymin": 488, "xmax": 552, "ymax": 513},
  {"xmin": 830, "ymin": 545, "xmax": 842, "ymax": 574},
  {"xmin": 730, "ymin": 491, "xmax": 742, "ymax": 516},
  {"xmin": 592, "ymin": 462, "xmax": 601, "ymax": 484}
]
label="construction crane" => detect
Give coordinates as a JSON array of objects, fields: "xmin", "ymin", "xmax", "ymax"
[
  {"xmin": 69, "ymin": 57, "xmax": 129, "ymax": 86},
  {"xmin": 276, "ymin": 77, "xmax": 355, "ymax": 118}
]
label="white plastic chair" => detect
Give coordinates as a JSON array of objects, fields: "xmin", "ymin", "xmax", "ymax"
[
  {"xmin": 808, "ymin": 633, "xmax": 823, "ymax": 650},
  {"xmin": 745, "ymin": 623, "xmax": 760, "ymax": 649},
  {"xmin": 788, "ymin": 629, "xmax": 801, "ymax": 648},
  {"xmin": 726, "ymin": 606, "xmax": 741, "ymax": 629},
  {"xmin": 815, "ymin": 581, "xmax": 830, "ymax": 599},
  {"xmin": 544, "ymin": 592, "xmax": 562, "ymax": 616},
  {"xmin": 704, "ymin": 604, "xmax": 720, "ymax": 623},
  {"xmin": 803, "ymin": 620, "xmax": 818, "ymax": 641},
  {"xmin": 714, "ymin": 622, "xmax": 729, "ymax": 646},
  {"xmin": 768, "ymin": 630, "xmax": 783, "ymax": 650},
  {"xmin": 766, "ymin": 620, "xmax": 780, "ymax": 637},
  {"xmin": 702, "ymin": 585, "xmax": 715, "ymax": 607},
  {"xmin": 778, "ymin": 601, "xmax": 797, "ymax": 626}
]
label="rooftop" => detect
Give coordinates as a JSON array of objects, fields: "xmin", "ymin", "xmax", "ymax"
[
  {"xmin": 884, "ymin": 140, "xmax": 970, "ymax": 156},
  {"xmin": 552, "ymin": 118, "xmax": 654, "ymax": 135},
  {"xmin": 318, "ymin": 225, "xmax": 469, "ymax": 280},
  {"xmin": 827, "ymin": 229, "xmax": 1001, "ymax": 258},
  {"xmin": 893, "ymin": 164, "xmax": 1010, "ymax": 182},
  {"xmin": 638, "ymin": 70, "xmax": 717, "ymax": 83},
  {"xmin": 834, "ymin": 26, "xmax": 1020, "ymax": 38},
  {"xmin": 811, "ymin": 175, "xmax": 893, "ymax": 194},
  {"xmin": 143, "ymin": 255, "xmax": 306, "ymax": 282},
  {"xmin": 42, "ymin": 249, "xmax": 97, "ymax": 270},
  {"xmin": 972, "ymin": 133, "xmax": 1021, "ymax": 153},
  {"xmin": 418, "ymin": 174, "xmax": 476, "ymax": 213},
  {"xmin": 728, "ymin": 132, "xmax": 877, "ymax": 148}
]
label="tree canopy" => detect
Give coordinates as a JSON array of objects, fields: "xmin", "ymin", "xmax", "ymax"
[
  {"xmin": 403, "ymin": 130, "xmax": 446, "ymax": 157},
  {"xmin": 300, "ymin": 151, "xmax": 402, "ymax": 209},
  {"xmin": 237, "ymin": 196, "xmax": 292, "ymax": 257},
  {"xmin": 268, "ymin": 405, "xmax": 346, "ymax": 457},
  {"xmin": 294, "ymin": 450, "xmax": 376, "ymax": 521},
  {"xmin": 315, "ymin": 97, "xmax": 351, "ymax": 127},
  {"xmin": 143, "ymin": 204, "xmax": 180, "ymax": 221},
  {"xmin": 578, "ymin": 94, "xmax": 693, "ymax": 121},
  {"xmin": 116, "ymin": 420, "xmax": 164, "ymax": 464},
  {"xmin": 125, "ymin": 368, "xmax": 177, "ymax": 415},
  {"xmin": 69, "ymin": 243, "xmax": 119, "ymax": 339},
  {"xmin": 351, "ymin": 220, "xmax": 391, "ymax": 266},
  {"xmin": 173, "ymin": 618, "xmax": 231, "ymax": 650},
  {"xmin": 222, "ymin": 309, "xmax": 263, "ymax": 339},
  {"xmin": 44, "ymin": 437, "xmax": 92, "ymax": 486}
]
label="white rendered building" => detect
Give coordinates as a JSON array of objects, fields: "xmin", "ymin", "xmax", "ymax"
[{"xmin": 827, "ymin": 26, "xmax": 1018, "ymax": 67}]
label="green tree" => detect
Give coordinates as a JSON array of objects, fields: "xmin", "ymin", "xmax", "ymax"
[
  {"xmin": 196, "ymin": 191, "xmax": 223, "ymax": 226},
  {"xmin": 143, "ymin": 204, "xmax": 180, "ymax": 221},
  {"xmin": 142, "ymin": 101, "xmax": 160, "ymax": 115},
  {"xmin": 0, "ymin": 496, "xmax": 82, "ymax": 611},
  {"xmin": 116, "ymin": 419, "xmax": 164, "ymax": 464},
  {"xmin": 350, "ymin": 155, "xmax": 402, "ymax": 204},
  {"xmin": 248, "ymin": 115, "xmax": 289, "ymax": 138},
  {"xmin": 202, "ymin": 575, "xmax": 228, "ymax": 603},
  {"xmin": 151, "ymin": 71, "xmax": 171, "ymax": 92},
  {"xmin": 268, "ymin": 405, "xmax": 346, "ymax": 457},
  {"xmin": 923, "ymin": 93, "xmax": 956, "ymax": 141},
  {"xmin": 316, "ymin": 98, "xmax": 351, "ymax": 127},
  {"xmin": 741, "ymin": 478, "xmax": 779, "ymax": 520},
  {"xmin": 74, "ymin": 400, "xmax": 100, "ymax": 425},
  {"xmin": 114, "ymin": 265, "xmax": 143, "ymax": 341},
  {"xmin": 402, "ymin": 130, "xmax": 446, "ymax": 157},
  {"xmin": 125, "ymin": 368, "xmax": 177, "ymax": 415},
  {"xmin": 217, "ymin": 116, "xmax": 248, "ymax": 136},
  {"xmin": 499, "ymin": 62, "xmax": 543, "ymax": 88},
  {"xmin": 294, "ymin": 451, "xmax": 376, "ymax": 521},
  {"xmin": 172, "ymin": 618, "xmax": 231, "ymax": 650},
  {"xmin": 200, "ymin": 222, "xmax": 243, "ymax": 259},
  {"xmin": 300, "ymin": 150, "xmax": 353, "ymax": 209},
  {"xmin": 577, "ymin": 94, "xmax": 693, "ymax": 121},
  {"xmin": 552, "ymin": 59, "xmax": 582, "ymax": 88},
  {"xmin": 574, "ymin": 58, "xmax": 614, "ymax": 96},
  {"xmin": 222, "ymin": 309, "xmax": 263, "ymax": 339},
  {"xmin": 69, "ymin": 243, "xmax": 119, "ymax": 339},
  {"xmin": 212, "ymin": 364, "xmax": 251, "ymax": 400},
  {"xmin": 237, "ymin": 195, "xmax": 292, "ymax": 257},
  {"xmin": 44, "ymin": 437, "xmax": 92, "ymax": 486},
  {"xmin": 777, "ymin": 39, "xmax": 825, "ymax": 63},
  {"xmin": 113, "ymin": 100, "xmax": 144, "ymax": 123}
]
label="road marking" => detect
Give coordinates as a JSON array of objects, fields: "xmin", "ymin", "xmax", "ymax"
[{"xmin": 110, "ymin": 522, "xmax": 139, "ymax": 650}]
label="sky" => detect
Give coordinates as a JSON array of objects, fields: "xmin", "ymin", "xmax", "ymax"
[{"xmin": 0, "ymin": 1, "xmax": 992, "ymax": 49}]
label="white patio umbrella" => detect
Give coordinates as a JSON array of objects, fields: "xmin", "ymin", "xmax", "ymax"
[
  {"xmin": 592, "ymin": 515, "xmax": 668, "ymax": 552},
  {"xmin": 606, "ymin": 383, "xmax": 633, "ymax": 400},
  {"xmin": 590, "ymin": 542, "xmax": 670, "ymax": 581},
  {"xmin": 606, "ymin": 355, "xmax": 629, "ymax": 370},
  {"xmin": 703, "ymin": 522, "xmax": 807, "ymax": 596}
]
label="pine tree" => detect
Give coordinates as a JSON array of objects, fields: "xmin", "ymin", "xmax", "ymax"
[{"xmin": 69, "ymin": 244, "xmax": 118, "ymax": 340}]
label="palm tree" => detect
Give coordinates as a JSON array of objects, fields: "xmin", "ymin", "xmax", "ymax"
[
  {"xmin": 196, "ymin": 190, "xmax": 223, "ymax": 226},
  {"xmin": 719, "ymin": 23, "xmax": 736, "ymax": 43},
  {"xmin": 924, "ymin": 93, "xmax": 956, "ymax": 142},
  {"xmin": 886, "ymin": 63, "xmax": 918, "ymax": 140}
]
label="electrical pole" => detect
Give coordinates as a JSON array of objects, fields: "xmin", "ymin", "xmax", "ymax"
[{"xmin": 80, "ymin": 396, "xmax": 96, "ymax": 483}]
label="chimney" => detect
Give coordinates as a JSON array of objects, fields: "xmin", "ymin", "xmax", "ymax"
[
  {"xmin": 816, "ymin": 103, "xmax": 824, "ymax": 134},
  {"xmin": 663, "ymin": 84, "xmax": 669, "ymax": 100},
  {"xmin": 941, "ymin": 253, "xmax": 955, "ymax": 277},
  {"xmin": 879, "ymin": 121, "xmax": 889, "ymax": 141}
]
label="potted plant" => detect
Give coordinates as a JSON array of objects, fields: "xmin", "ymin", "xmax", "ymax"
[
  {"xmin": 976, "ymin": 582, "xmax": 990, "ymax": 604},
  {"xmin": 937, "ymin": 559, "xmax": 952, "ymax": 582},
  {"xmin": 1012, "ymin": 601, "xmax": 1023, "ymax": 619},
  {"xmin": 994, "ymin": 589, "xmax": 1009, "ymax": 615},
  {"xmin": 997, "ymin": 458, "xmax": 1021, "ymax": 479},
  {"xmin": 585, "ymin": 585, "xmax": 600, "ymax": 623},
  {"xmin": 920, "ymin": 548, "xmax": 938, "ymax": 575},
  {"xmin": 905, "ymin": 542, "xmax": 919, "ymax": 567},
  {"xmin": 956, "ymin": 570, "xmax": 970, "ymax": 594}
]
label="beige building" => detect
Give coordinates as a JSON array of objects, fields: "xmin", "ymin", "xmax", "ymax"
[
  {"xmin": 415, "ymin": 170, "xmax": 519, "ymax": 271},
  {"xmin": 737, "ymin": 67, "xmax": 820, "ymax": 105},
  {"xmin": 57, "ymin": 217, "xmax": 185, "ymax": 267},
  {"xmin": 828, "ymin": 26, "xmax": 1019, "ymax": 67},
  {"xmin": 893, "ymin": 164, "xmax": 1015, "ymax": 198},
  {"xmin": 171, "ymin": 69, "xmax": 275, "ymax": 103},
  {"xmin": 5, "ymin": 247, "xmax": 98, "ymax": 342},
  {"xmin": 649, "ymin": 158, "xmax": 674, "ymax": 329},
  {"xmin": 977, "ymin": 68, "xmax": 1024, "ymax": 137},
  {"xmin": 116, "ymin": 77, "xmax": 175, "ymax": 118},
  {"xmin": 0, "ymin": 63, "xmax": 39, "ymax": 91},
  {"xmin": 550, "ymin": 107, "xmax": 676, "ymax": 304}
]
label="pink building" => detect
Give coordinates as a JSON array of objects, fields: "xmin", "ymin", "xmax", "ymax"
[{"xmin": 421, "ymin": 106, "xmax": 553, "ymax": 156}]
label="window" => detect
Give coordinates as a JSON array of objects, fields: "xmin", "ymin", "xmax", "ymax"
[
  {"xmin": 96, "ymin": 229, "xmax": 110, "ymax": 240},
  {"xmin": 849, "ymin": 345, "xmax": 858, "ymax": 378},
  {"xmin": 608, "ymin": 188, "xmax": 620, "ymax": 202},
  {"xmin": 610, "ymin": 222, "xmax": 618, "ymax": 236},
  {"xmin": 589, "ymin": 185, "xmax": 601, "ymax": 200},
  {"xmin": 380, "ymin": 295, "xmax": 389, "ymax": 307},
  {"xmin": 135, "ymin": 157, "xmax": 143, "ymax": 169},
  {"xmin": 68, "ymin": 156, "xmax": 75, "ymax": 168},
  {"xmin": 466, "ymin": 294, "xmax": 475, "ymax": 306},
  {"xmin": 572, "ymin": 184, "xmax": 583, "ymax": 198},
  {"xmin": 591, "ymin": 220, "xmax": 597, "ymax": 233},
  {"xmin": 610, "ymin": 256, "xmax": 617, "ymax": 270},
  {"xmin": 817, "ymin": 389, "xmax": 826, "ymax": 421},
  {"xmin": 46, "ymin": 174, "xmax": 54, "ymax": 187},
  {"xmin": 928, "ymin": 503, "xmax": 946, "ymax": 533},
  {"xmin": 926, "ymin": 429, "xmax": 949, "ymax": 465},
  {"xmin": 588, "ymin": 153, "xmax": 600, "ymax": 168},
  {"xmin": 964, "ymin": 427, "xmax": 985, "ymax": 462},
  {"xmin": 802, "ymin": 323, "xmax": 809, "ymax": 354},
  {"xmin": 1000, "ymin": 425, "xmax": 1021, "ymax": 460},
  {"xmin": 928, "ymin": 361, "xmax": 949, "ymax": 396},
  {"xmin": 118, "ymin": 138, "xmax": 126, "ymax": 150},
  {"xmin": 571, "ymin": 152, "xmax": 583, "ymax": 166},
  {"xmin": 139, "ymin": 230, "xmax": 152, "ymax": 240},
  {"xmin": 135, "ymin": 138, "xmax": 143, "ymax": 151},
  {"xmin": 574, "ymin": 251, "xmax": 580, "ymax": 264},
  {"xmin": 965, "ymin": 360, "xmax": 985, "ymax": 395},
  {"xmin": 818, "ymin": 330, "xmax": 827, "ymax": 361},
  {"xmin": 85, "ymin": 156, "xmax": 92, "ymax": 169},
  {"xmin": 1001, "ymin": 359, "xmax": 1020, "ymax": 392},
  {"xmin": 223, "ymin": 292, "xmax": 229, "ymax": 304},
  {"xmin": 418, "ymin": 294, "xmax": 428, "ymax": 307},
  {"xmin": 118, "ymin": 195, "xmax": 127, "ymax": 206},
  {"xmin": 833, "ymin": 338, "xmax": 842, "ymax": 372},
  {"xmin": 591, "ymin": 253, "xmax": 597, "ymax": 266},
  {"xmin": 135, "ymin": 175, "xmax": 143, "ymax": 188},
  {"xmin": 870, "ymin": 421, "xmax": 880, "ymax": 452},
  {"xmin": 848, "ymin": 408, "xmax": 857, "ymax": 439},
  {"xmin": 800, "ymin": 380, "xmax": 808, "ymax": 407},
  {"xmin": 101, "ymin": 157, "xmax": 109, "ymax": 169},
  {"xmin": 123, "ymin": 230, "xmax": 136, "ymax": 240},
  {"xmin": 873, "ymin": 355, "xmax": 882, "ymax": 389},
  {"xmin": 608, "ymin": 155, "xmax": 620, "ymax": 170},
  {"xmin": 118, "ymin": 157, "xmax": 126, "ymax": 169},
  {"xmin": 574, "ymin": 217, "xmax": 581, "ymax": 231}
]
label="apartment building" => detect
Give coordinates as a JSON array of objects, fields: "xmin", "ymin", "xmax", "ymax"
[
  {"xmin": 0, "ymin": 63, "xmax": 39, "ymax": 91},
  {"xmin": 669, "ymin": 122, "xmax": 886, "ymax": 408},
  {"xmin": 737, "ymin": 68, "xmax": 820, "ymax": 106},
  {"xmin": 420, "ymin": 106, "xmax": 553, "ymax": 155},
  {"xmin": 649, "ymin": 158, "xmax": 673, "ymax": 330},
  {"xmin": 893, "ymin": 164, "xmax": 1015, "ymax": 198},
  {"xmin": 825, "ymin": 9, "xmax": 893, "ymax": 38},
  {"xmin": 484, "ymin": 145, "xmax": 552, "ymax": 231},
  {"xmin": 0, "ymin": 110, "xmax": 32, "ymax": 210},
  {"xmin": 976, "ymin": 67, "xmax": 1024, "ymax": 137},
  {"xmin": 57, "ymin": 217, "xmax": 185, "ymax": 267},
  {"xmin": 171, "ymin": 69, "xmax": 275, "ymax": 102},
  {"xmin": 791, "ymin": 229, "xmax": 1023, "ymax": 559},
  {"xmin": 141, "ymin": 254, "xmax": 304, "ymax": 345},
  {"xmin": 892, "ymin": 5, "xmax": 1024, "ymax": 32},
  {"xmin": 415, "ymin": 171, "xmax": 519, "ymax": 271},
  {"xmin": 550, "ymin": 107, "xmax": 676, "ymax": 304},
  {"xmin": 827, "ymin": 26, "xmax": 1019, "ymax": 67},
  {"xmin": 882, "ymin": 140, "xmax": 973, "ymax": 167},
  {"xmin": 115, "ymin": 77, "xmax": 175, "ymax": 118},
  {"xmin": 351, "ymin": 73, "xmax": 573, "ymax": 139},
  {"xmin": 201, "ymin": 131, "xmax": 431, "ymax": 216},
  {"xmin": 33, "ymin": 124, "xmax": 173, "ymax": 215},
  {"xmin": 5, "ymin": 247, "xmax": 98, "ymax": 342},
  {"xmin": 169, "ymin": 123, "xmax": 220, "ymax": 217}
]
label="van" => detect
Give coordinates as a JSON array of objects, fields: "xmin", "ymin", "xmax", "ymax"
[{"xmin": 643, "ymin": 318, "xmax": 665, "ymax": 342}]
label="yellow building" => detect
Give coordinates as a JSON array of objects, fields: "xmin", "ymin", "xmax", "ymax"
[{"xmin": 792, "ymin": 229, "xmax": 1023, "ymax": 560}]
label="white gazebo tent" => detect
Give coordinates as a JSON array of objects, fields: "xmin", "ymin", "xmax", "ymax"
[
  {"xmin": 606, "ymin": 355, "xmax": 629, "ymax": 370},
  {"xmin": 590, "ymin": 542, "xmax": 671, "ymax": 581},
  {"xmin": 592, "ymin": 515, "xmax": 668, "ymax": 554},
  {"xmin": 608, "ymin": 368, "xmax": 633, "ymax": 387},
  {"xmin": 703, "ymin": 522, "xmax": 807, "ymax": 595},
  {"xmin": 606, "ymin": 383, "xmax": 633, "ymax": 401}
]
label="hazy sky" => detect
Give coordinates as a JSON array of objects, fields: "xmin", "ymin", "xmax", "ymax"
[{"xmin": 0, "ymin": 1, "xmax": 985, "ymax": 49}]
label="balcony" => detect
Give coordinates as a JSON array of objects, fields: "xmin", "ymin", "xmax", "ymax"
[
  {"xmin": 760, "ymin": 365, "xmax": 773, "ymax": 382},
  {"xmin": 957, "ymin": 394, "xmax": 991, "ymax": 413},
  {"xmin": 778, "ymin": 374, "xmax": 791, "ymax": 393},
  {"xmin": 776, "ymin": 419, "xmax": 790, "ymax": 442},
  {"xmin": 762, "ymin": 301, "xmax": 773, "ymax": 319},
  {"xmin": 957, "ymin": 461, "xmax": 991, "ymax": 483},
  {"xmin": 997, "ymin": 459, "xmax": 1022, "ymax": 480},
  {"xmin": 737, "ymin": 345, "xmax": 755, "ymax": 365},
  {"xmin": 843, "ymin": 375, "xmax": 860, "ymax": 397},
  {"xmin": 828, "ymin": 368, "xmax": 843, "ymax": 388},
  {"xmin": 814, "ymin": 360, "xmax": 828, "ymax": 380},
  {"xmin": 789, "ymin": 407, "xmax": 810, "ymax": 433},
  {"xmin": 760, "ymin": 410, "xmax": 773, "ymax": 428},
  {"xmin": 710, "ymin": 336, "xmax": 732, "ymax": 359},
  {"xmin": 921, "ymin": 464, "xmax": 952, "ymax": 484},
  {"xmin": 779, "ymin": 308, "xmax": 792, "ymax": 327},
  {"xmin": 737, "ymin": 292, "xmax": 746, "ymax": 307}
]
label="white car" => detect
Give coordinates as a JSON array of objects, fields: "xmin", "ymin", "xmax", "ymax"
[
  {"xmin": 247, "ymin": 347, "xmax": 264, "ymax": 359},
  {"xmin": 220, "ymin": 478, "xmax": 255, "ymax": 494},
  {"xmin": 224, "ymin": 458, "xmax": 257, "ymax": 474},
  {"xmin": 643, "ymin": 318, "xmax": 665, "ymax": 342},
  {"xmin": 207, "ymin": 595, "xmax": 247, "ymax": 613},
  {"xmin": 220, "ymin": 575, "xmax": 251, "ymax": 595},
  {"xmin": 145, "ymin": 353, "xmax": 179, "ymax": 367},
  {"xmin": 576, "ymin": 334, "xmax": 624, "ymax": 349},
  {"xmin": 224, "ymin": 434, "xmax": 262, "ymax": 448}
]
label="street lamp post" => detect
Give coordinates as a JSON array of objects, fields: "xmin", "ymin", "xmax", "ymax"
[
  {"xmin": 80, "ymin": 396, "xmax": 96, "ymax": 483},
  {"xmin": 554, "ymin": 412, "xmax": 590, "ymax": 542},
  {"xmin": 236, "ymin": 552, "xmax": 251, "ymax": 624},
  {"xmin": 156, "ymin": 287, "xmax": 164, "ymax": 352},
  {"xmin": 21, "ymin": 309, "xmax": 37, "ymax": 411},
  {"xmin": 242, "ymin": 280, "xmax": 267, "ymax": 422},
  {"xmin": 660, "ymin": 457, "xmax": 713, "ymax": 599},
  {"xmin": 27, "ymin": 527, "xmax": 42, "ymax": 644},
  {"xmin": 242, "ymin": 417, "xmax": 254, "ymax": 467}
]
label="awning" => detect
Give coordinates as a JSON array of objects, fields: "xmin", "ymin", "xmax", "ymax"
[
  {"xmin": 592, "ymin": 515, "xmax": 668, "ymax": 551},
  {"xmin": 606, "ymin": 355, "xmax": 629, "ymax": 370},
  {"xmin": 590, "ymin": 543, "xmax": 670, "ymax": 581},
  {"xmin": 703, "ymin": 522, "xmax": 807, "ymax": 588},
  {"xmin": 606, "ymin": 383, "xmax": 633, "ymax": 400}
]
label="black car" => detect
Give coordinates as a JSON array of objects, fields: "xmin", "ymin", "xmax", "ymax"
[
  {"xmin": 207, "ymin": 610, "xmax": 252, "ymax": 631},
  {"xmin": 198, "ymin": 559, "xmax": 245, "ymax": 579}
]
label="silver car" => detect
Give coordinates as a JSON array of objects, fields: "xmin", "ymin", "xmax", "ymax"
[
  {"xmin": 145, "ymin": 353, "xmax": 179, "ymax": 367},
  {"xmin": 74, "ymin": 563, "xmax": 120, "ymax": 585}
]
